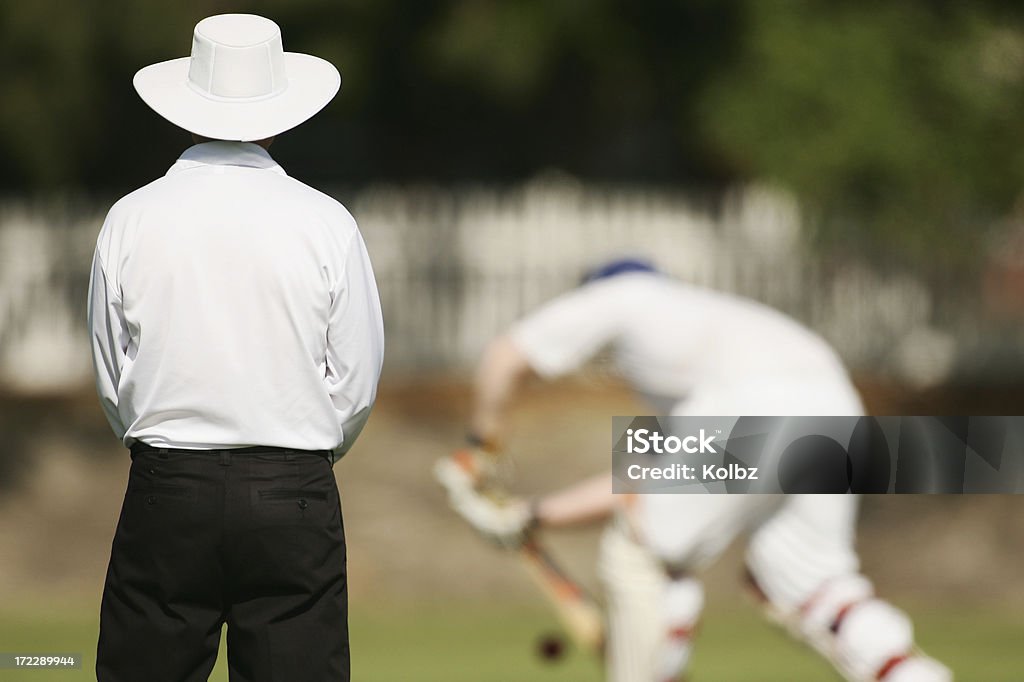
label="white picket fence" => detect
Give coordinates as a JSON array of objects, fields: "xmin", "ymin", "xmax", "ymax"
[{"xmin": 0, "ymin": 182, "xmax": 1001, "ymax": 391}]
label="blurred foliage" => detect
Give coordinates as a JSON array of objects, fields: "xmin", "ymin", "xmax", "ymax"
[
  {"xmin": 2, "ymin": 0, "xmax": 1024, "ymax": 260},
  {"xmin": 701, "ymin": 1, "xmax": 1024, "ymax": 262}
]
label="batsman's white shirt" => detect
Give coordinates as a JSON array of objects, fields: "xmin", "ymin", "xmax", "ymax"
[
  {"xmin": 511, "ymin": 274, "xmax": 866, "ymax": 682},
  {"xmin": 88, "ymin": 142, "xmax": 384, "ymax": 458},
  {"xmin": 510, "ymin": 272, "xmax": 861, "ymax": 414}
]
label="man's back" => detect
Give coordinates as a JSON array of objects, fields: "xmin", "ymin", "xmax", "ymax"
[{"xmin": 92, "ymin": 141, "xmax": 383, "ymax": 453}]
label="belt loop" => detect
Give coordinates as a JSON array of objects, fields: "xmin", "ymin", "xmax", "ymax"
[{"xmin": 219, "ymin": 449, "xmax": 230, "ymax": 467}]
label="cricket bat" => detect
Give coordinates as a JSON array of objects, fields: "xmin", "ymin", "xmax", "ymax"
[{"xmin": 518, "ymin": 537, "xmax": 605, "ymax": 654}]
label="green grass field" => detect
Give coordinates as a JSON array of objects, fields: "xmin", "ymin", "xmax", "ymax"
[{"xmin": 0, "ymin": 601, "xmax": 1018, "ymax": 680}]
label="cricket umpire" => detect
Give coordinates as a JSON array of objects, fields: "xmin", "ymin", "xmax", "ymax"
[{"xmin": 87, "ymin": 14, "xmax": 383, "ymax": 682}]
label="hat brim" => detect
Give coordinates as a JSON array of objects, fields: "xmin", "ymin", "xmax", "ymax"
[{"xmin": 133, "ymin": 53, "xmax": 341, "ymax": 141}]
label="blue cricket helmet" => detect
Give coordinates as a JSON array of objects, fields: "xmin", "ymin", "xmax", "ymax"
[{"xmin": 580, "ymin": 258, "xmax": 659, "ymax": 286}]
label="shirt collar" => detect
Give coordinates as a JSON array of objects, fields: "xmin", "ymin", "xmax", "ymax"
[{"xmin": 167, "ymin": 141, "xmax": 288, "ymax": 176}]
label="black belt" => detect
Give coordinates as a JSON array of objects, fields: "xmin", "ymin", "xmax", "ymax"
[{"xmin": 130, "ymin": 442, "xmax": 332, "ymax": 459}]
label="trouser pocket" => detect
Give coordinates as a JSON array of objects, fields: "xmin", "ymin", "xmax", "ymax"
[{"xmin": 254, "ymin": 487, "xmax": 332, "ymax": 523}]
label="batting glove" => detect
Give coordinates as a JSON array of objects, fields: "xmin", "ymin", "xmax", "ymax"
[{"xmin": 446, "ymin": 485, "xmax": 536, "ymax": 549}]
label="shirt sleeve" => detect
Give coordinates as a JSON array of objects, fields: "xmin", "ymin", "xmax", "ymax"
[
  {"xmin": 509, "ymin": 281, "xmax": 626, "ymax": 378},
  {"xmin": 87, "ymin": 246, "xmax": 130, "ymax": 440},
  {"xmin": 325, "ymin": 229, "xmax": 385, "ymax": 458}
]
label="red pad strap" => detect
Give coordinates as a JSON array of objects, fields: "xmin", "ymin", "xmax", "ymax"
[
  {"xmin": 829, "ymin": 601, "xmax": 862, "ymax": 634},
  {"xmin": 668, "ymin": 624, "xmax": 695, "ymax": 641},
  {"xmin": 876, "ymin": 654, "xmax": 911, "ymax": 680}
]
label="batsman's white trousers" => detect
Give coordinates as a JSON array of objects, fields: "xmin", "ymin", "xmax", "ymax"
[{"xmin": 599, "ymin": 378, "xmax": 864, "ymax": 682}]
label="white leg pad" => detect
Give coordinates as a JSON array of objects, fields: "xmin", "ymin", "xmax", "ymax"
[
  {"xmin": 780, "ymin": 578, "xmax": 952, "ymax": 682},
  {"xmin": 656, "ymin": 577, "xmax": 704, "ymax": 681},
  {"xmin": 833, "ymin": 599, "xmax": 915, "ymax": 680},
  {"xmin": 600, "ymin": 521, "xmax": 707, "ymax": 682},
  {"xmin": 883, "ymin": 657, "xmax": 953, "ymax": 682},
  {"xmin": 799, "ymin": 574, "xmax": 874, "ymax": 637},
  {"xmin": 745, "ymin": 495, "xmax": 861, "ymax": 615},
  {"xmin": 600, "ymin": 523, "xmax": 670, "ymax": 682}
]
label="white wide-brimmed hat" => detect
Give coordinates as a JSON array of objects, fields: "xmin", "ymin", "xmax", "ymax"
[{"xmin": 133, "ymin": 14, "xmax": 340, "ymax": 141}]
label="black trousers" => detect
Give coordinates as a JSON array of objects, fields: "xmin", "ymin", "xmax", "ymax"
[{"xmin": 97, "ymin": 445, "xmax": 348, "ymax": 682}]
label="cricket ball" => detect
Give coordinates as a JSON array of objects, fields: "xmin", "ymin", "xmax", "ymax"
[{"xmin": 536, "ymin": 633, "xmax": 566, "ymax": 662}]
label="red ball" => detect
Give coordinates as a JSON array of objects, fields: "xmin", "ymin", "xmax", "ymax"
[{"xmin": 537, "ymin": 633, "xmax": 566, "ymax": 661}]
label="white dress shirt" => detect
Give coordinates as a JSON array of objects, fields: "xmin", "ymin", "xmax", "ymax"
[
  {"xmin": 88, "ymin": 142, "xmax": 384, "ymax": 459},
  {"xmin": 510, "ymin": 273, "xmax": 862, "ymax": 415}
]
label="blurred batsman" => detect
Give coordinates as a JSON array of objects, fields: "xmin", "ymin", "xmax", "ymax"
[{"xmin": 438, "ymin": 260, "xmax": 950, "ymax": 681}]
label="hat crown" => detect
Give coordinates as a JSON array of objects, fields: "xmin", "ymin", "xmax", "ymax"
[{"xmin": 187, "ymin": 14, "xmax": 288, "ymax": 101}]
